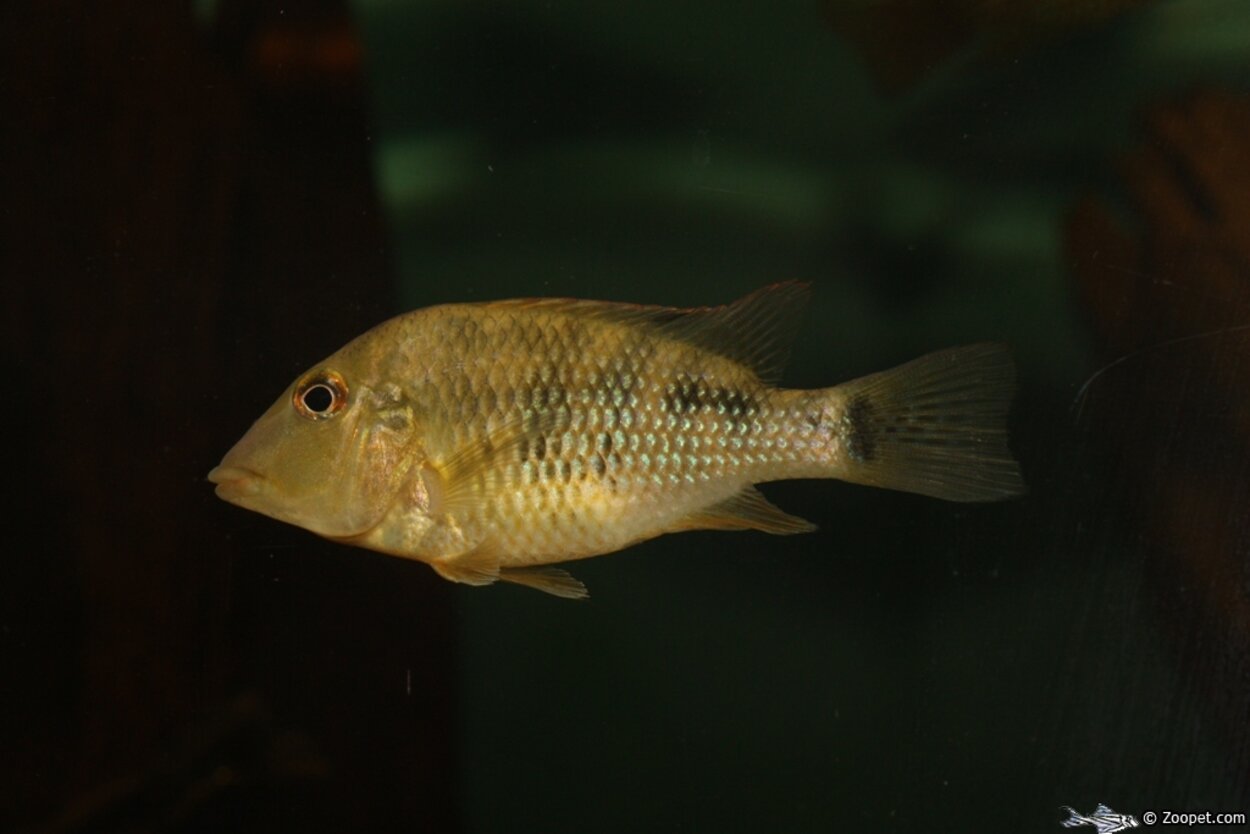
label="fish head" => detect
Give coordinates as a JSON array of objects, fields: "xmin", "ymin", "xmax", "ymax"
[{"xmin": 209, "ymin": 359, "xmax": 421, "ymax": 540}]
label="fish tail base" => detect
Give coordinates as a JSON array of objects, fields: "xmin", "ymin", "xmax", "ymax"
[{"xmin": 820, "ymin": 343, "xmax": 1025, "ymax": 502}]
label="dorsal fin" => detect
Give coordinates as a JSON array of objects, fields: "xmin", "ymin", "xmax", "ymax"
[
  {"xmin": 481, "ymin": 282, "xmax": 811, "ymax": 384},
  {"xmin": 653, "ymin": 282, "xmax": 811, "ymax": 383}
]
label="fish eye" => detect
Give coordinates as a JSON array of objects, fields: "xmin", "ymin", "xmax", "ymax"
[{"xmin": 293, "ymin": 371, "xmax": 348, "ymax": 420}]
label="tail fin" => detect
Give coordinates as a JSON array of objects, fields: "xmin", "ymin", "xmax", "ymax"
[
  {"xmin": 832, "ymin": 343, "xmax": 1025, "ymax": 502},
  {"xmin": 1058, "ymin": 807, "xmax": 1084, "ymax": 828}
]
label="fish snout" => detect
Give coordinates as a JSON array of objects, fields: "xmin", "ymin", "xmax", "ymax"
[{"xmin": 207, "ymin": 464, "xmax": 264, "ymax": 502}]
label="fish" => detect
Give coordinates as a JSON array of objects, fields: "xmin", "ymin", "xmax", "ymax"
[
  {"xmin": 1060, "ymin": 804, "xmax": 1140, "ymax": 833},
  {"xmin": 208, "ymin": 283, "xmax": 1023, "ymax": 599}
]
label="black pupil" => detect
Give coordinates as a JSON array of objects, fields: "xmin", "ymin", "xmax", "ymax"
[{"xmin": 302, "ymin": 384, "xmax": 335, "ymax": 413}]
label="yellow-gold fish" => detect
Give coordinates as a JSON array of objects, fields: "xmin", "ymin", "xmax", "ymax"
[{"xmin": 209, "ymin": 283, "xmax": 1023, "ymax": 598}]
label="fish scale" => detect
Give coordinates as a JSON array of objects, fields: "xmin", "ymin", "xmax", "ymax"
[
  {"xmin": 438, "ymin": 319, "xmax": 779, "ymax": 562},
  {"xmin": 209, "ymin": 283, "xmax": 1024, "ymax": 599},
  {"xmin": 395, "ymin": 303, "xmax": 789, "ymax": 560}
]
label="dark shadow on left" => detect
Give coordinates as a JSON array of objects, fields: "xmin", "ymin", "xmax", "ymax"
[{"xmin": 1, "ymin": 2, "xmax": 459, "ymax": 831}]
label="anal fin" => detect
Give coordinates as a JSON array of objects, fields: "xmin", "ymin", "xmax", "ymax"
[
  {"xmin": 673, "ymin": 485, "xmax": 817, "ymax": 535},
  {"xmin": 500, "ymin": 566, "xmax": 589, "ymax": 600}
]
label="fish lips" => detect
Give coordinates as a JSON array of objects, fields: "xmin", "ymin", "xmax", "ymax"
[{"xmin": 207, "ymin": 464, "xmax": 265, "ymax": 505}]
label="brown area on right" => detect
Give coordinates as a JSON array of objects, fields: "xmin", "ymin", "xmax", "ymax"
[{"xmin": 1066, "ymin": 90, "xmax": 1250, "ymax": 761}]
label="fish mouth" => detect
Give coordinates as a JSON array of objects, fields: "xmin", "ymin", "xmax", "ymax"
[{"xmin": 207, "ymin": 464, "xmax": 264, "ymax": 502}]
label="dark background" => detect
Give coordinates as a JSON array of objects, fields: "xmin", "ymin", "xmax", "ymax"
[{"xmin": 6, "ymin": 1, "xmax": 1250, "ymax": 831}]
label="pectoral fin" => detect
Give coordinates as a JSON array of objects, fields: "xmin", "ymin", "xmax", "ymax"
[
  {"xmin": 430, "ymin": 410, "xmax": 565, "ymax": 518},
  {"xmin": 500, "ymin": 566, "xmax": 589, "ymax": 600},
  {"xmin": 673, "ymin": 485, "xmax": 817, "ymax": 535}
]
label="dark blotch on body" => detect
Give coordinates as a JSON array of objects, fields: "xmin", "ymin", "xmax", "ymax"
[
  {"xmin": 844, "ymin": 395, "xmax": 877, "ymax": 463},
  {"xmin": 663, "ymin": 377, "xmax": 758, "ymax": 420}
]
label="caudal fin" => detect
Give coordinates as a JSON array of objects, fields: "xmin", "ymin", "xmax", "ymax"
[{"xmin": 832, "ymin": 343, "xmax": 1024, "ymax": 502}]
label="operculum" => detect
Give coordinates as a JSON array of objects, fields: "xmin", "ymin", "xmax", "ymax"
[{"xmin": 326, "ymin": 393, "xmax": 419, "ymax": 537}]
